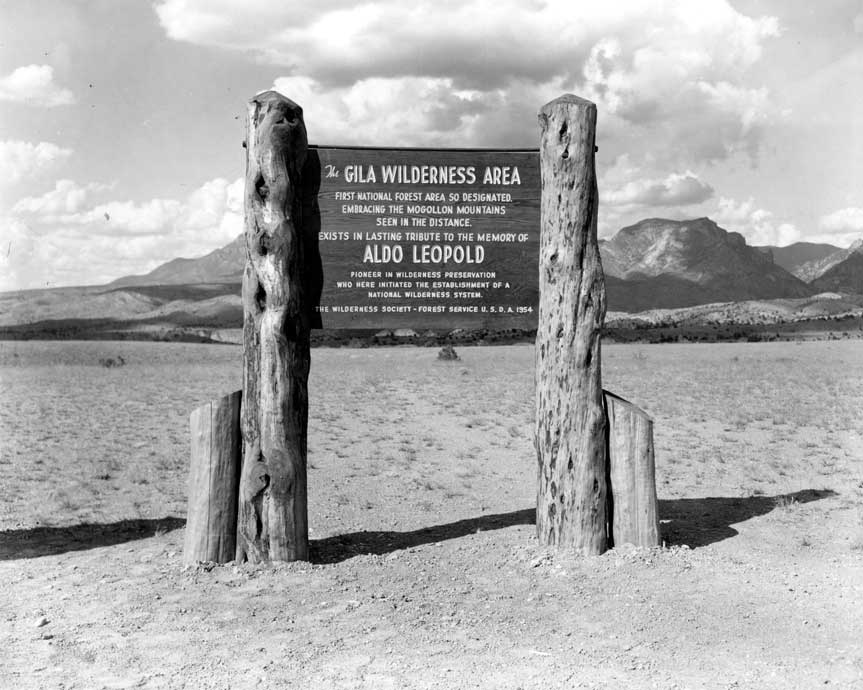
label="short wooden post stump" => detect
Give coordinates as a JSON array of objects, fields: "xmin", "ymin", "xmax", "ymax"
[
  {"xmin": 604, "ymin": 391, "xmax": 660, "ymax": 548},
  {"xmin": 183, "ymin": 390, "xmax": 242, "ymax": 565}
]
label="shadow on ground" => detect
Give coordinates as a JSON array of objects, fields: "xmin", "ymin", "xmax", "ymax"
[
  {"xmin": 0, "ymin": 517, "xmax": 185, "ymax": 560},
  {"xmin": 659, "ymin": 488, "xmax": 836, "ymax": 548},
  {"xmin": 0, "ymin": 489, "xmax": 837, "ymax": 563},
  {"xmin": 312, "ymin": 489, "xmax": 837, "ymax": 564},
  {"xmin": 312, "ymin": 509, "xmax": 535, "ymax": 564}
]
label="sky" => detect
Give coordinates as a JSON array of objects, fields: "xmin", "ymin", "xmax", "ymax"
[{"xmin": 0, "ymin": 0, "xmax": 861, "ymax": 291}]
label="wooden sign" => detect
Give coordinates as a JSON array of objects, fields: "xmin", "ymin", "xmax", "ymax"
[{"xmin": 310, "ymin": 147, "xmax": 540, "ymax": 329}]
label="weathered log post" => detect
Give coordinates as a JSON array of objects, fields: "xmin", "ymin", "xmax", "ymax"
[
  {"xmin": 604, "ymin": 391, "xmax": 660, "ymax": 547},
  {"xmin": 237, "ymin": 91, "xmax": 312, "ymax": 562},
  {"xmin": 535, "ymin": 94, "xmax": 608, "ymax": 553},
  {"xmin": 183, "ymin": 390, "xmax": 242, "ymax": 565}
]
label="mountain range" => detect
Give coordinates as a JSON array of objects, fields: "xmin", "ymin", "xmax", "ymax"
[
  {"xmin": 601, "ymin": 218, "xmax": 813, "ymax": 310},
  {"xmin": 110, "ymin": 234, "xmax": 245, "ymax": 287},
  {"xmin": 2, "ymin": 217, "xmax": 861, "ymax": 339},
  {"xmin": 110, "ymin": 217, "xmax": 863, "ymax": 310}
]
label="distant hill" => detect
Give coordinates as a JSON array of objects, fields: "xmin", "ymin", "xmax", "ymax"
[
  {"xmin": 6, "ymin": 216, "xmax": 858, "ymax": 341},
  {"xmin": 786, "ymin": 240, "xmax": 860, "ymax": 283},
  {"xmin": 755, "ymin": 241, "xmax": 839, "ymax": 279},
  {"xmin": 604, "ymin": 292, "xmax": 863, "ymax": 343},
  {"xmin": 105, "ymin": 217, "xmax": 838, "ymax": 313},
  {"xmin": 600, "ymin": 218, "xmax": 812, "ymax": 310},
  {"xmin": 607, "ymin": 292, "xmax": 863, "ymax": 327},
  {"xmin": 110, "ymin": 234, "xmax": 245, "ymax": 287},
  {"xmin": 809, "ymin": 240, "xmax": 863, "ymax": 293},
  {"xmin": 0, "ymin": 283, "xmax": 241, "ymax": 329}
]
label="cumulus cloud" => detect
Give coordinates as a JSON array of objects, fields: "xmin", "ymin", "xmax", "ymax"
[
  {"xmin": 813, "ymin": 207, "xmax": 863, "ymax": 246},
  {"xmin": 157, "ymin": 1, "xmax": 776, "ymax": 87},
  {"xmin": 819, "ymin": 207, "xmax": 863, "ymax": 234},
  {"xmin": 0, "ymin": 65, "xmax": 75, "ymax": 106},
  {"xmin": 182, "ymin": 177, "xmax": 244, "ymax": 237},
  {"xmin": 160, "ymin": 0, "xmax": 779, "ymax": 166},
  {"xmin": 3, "ymin": 177, "xmax": 244, "ymax": 290},
  {"xmin": 159, "ymin": 1, "xmax": 592, "ymax": 87},
  {"xmin": 602, "ymin": 169, "xmax": 714, "ymax": 207},
  {"xmin": 0, "ymin": 216, "xmax": 94, "ymax": 292},
  {"xmin": 595, "ymin": 155, "xmax": 713, "ymax": 235},
  {"xmin": 714, "ymin": 197, "xmax": 800, "ymax": 246},
  {"xmin": 272, "ymin": 75, "xmax": 526, "ymax": 147},
  {"xmin": 0, "ymin": 217, "xmax": 38, "ymax": 291},
  {"xmin": 0, "ymin": 140, "xmax": 73, "ymax": 185},
  {"xmin": 12, "ymin": 180, "xmax": 113, "ymax": 216},
  {"xmin": 60, "ymin": 198, "xmax": 185, "ymax": 236}
]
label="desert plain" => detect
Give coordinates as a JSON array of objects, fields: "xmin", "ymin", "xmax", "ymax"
[{"xmin": 1, "ymin": 339, "xmax": 862, "ymax": 689}]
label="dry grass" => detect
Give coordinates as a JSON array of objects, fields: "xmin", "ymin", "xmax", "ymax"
[
  {"xmin": 1, "ymin": 340, "xmax": 862, "ymax": 536},
  {"xmin": 603, "ymin": 341, "xmax": 863, "ymax": 505},
  {"xmin": 2, "ymin": 339, "xmax": 863, "ymax": 688}
]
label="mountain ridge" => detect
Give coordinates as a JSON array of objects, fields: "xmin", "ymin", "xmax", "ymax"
[
  {"xmin": 108, "ymin": 217, "xmax": 841, "ymax": 312},
  {"xmin": 3, "ymin": 218, "xmax": 861, "ymax": 337},
  {"xmin": 109, "ymin": 234, "xmax": 246, "ymax": 287},
  {"xmin": 754, "ymin": 241, "xmax": 840, "ymax": 279},
  {"xmin": 809, "ymin": 240, "xmax": 863, "ymax": 293},
  {"xmin": 600, "ymin": 217, "xmax": 812, "ymax": 309}
]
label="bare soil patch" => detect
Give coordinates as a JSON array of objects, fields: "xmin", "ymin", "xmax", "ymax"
[{"xmin": 1, "ymin": 341, "xmax": 862, "ymax": 689}]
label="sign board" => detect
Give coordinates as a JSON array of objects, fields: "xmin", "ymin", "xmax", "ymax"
[{"xmin": 312, "ymin": 147, "xmax": 540, "ymax": 330}]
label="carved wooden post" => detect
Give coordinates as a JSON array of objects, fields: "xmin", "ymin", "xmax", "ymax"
[
  {"xmin": 183, "ymin": 391, "xmax": 242, "ymax": 565},
  {"xmin": 535, "ymin": 94, "xmax": 608, "ymax": 554},
  {"xmin": 604, "ymin": 391, "xmax": 660, "ymax": 547},
  {"xmin": 237, "ymin": 91, "xmax": 311, "ymax": 562}
]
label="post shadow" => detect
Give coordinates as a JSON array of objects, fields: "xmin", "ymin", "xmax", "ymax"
[
  {"xmin": 0, "ymin": 517, "xmax": 185, "ymax": 561},
  {"xmin": 311, "ymin": 508, "xmax": 535, "ymax": 564},
  {"xmin": 658, "ymin": 488, "xmax": 836, "ymax": 548},
  {"xmin": 0, "ymin": 489, "xmax": 836, "ymax": 563},
  {"xmin": 311, "ymin": 488, "xmax": 837, "ymax": 564}
]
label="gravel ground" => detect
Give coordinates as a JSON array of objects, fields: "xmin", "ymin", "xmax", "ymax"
[{"xmin": 1, "ymin": 340, "xmax": 862, "ymax": 689}]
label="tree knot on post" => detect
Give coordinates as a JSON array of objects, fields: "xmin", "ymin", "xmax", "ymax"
[
  {"xmin": 254, "ymin": 174, "xmax": 269, "ymax": 202},
  {"xmin": 241, "ymin": 453, "xmax": 270, "ymax": 503}
]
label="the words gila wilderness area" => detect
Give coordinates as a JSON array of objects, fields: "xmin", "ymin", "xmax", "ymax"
[{"xmin": 308, "ymin": 147, "xmax": 542, "ymax": 331}]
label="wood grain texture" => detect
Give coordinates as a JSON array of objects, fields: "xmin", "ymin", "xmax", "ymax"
[
  {"xmin": 237, "ymin": 91, "xmax": 311, "ymax": 563},
  {"xmin": 535, "ymin": 94, "xmax": 608, "ymax": 554},
  {"xmin": 604, "ymin": 391, "xmax": 661, "ymax": 548},
  {"xmin": 183, "ymin": 391, "xmax": 242, "ymax": 565}
]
